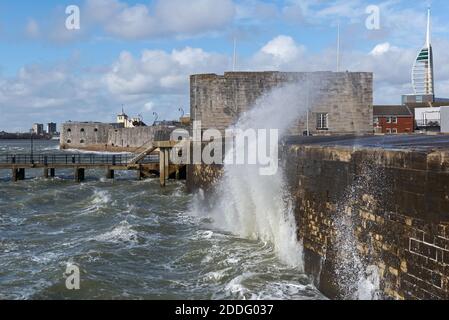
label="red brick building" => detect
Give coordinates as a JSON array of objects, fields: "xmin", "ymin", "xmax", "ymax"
[{"xmin": 373, "ymin": 105, "xmax": 414, "ymax": 134}]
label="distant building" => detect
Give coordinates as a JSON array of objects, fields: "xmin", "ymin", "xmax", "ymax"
[
  {"xmin": 190, "ymin": 71, "xmax": 373, "ymax": 136},
  {"xmin": 415, "ymin": 107, "xmax": 441, "ymax": 132},
  {"xmin": 441, "ymin": 107, "xmax": 449, "ymax": 133},
  {"xmin": 411, "ymin": 8, "xmax": 434, "ymax": 97},
  {"xmin": 117, "ymin": 108, "xmax": 146, "ymax": 128},
  {"xmin": 401, "ymin": 8, "xmax": 449, "ymax": 132},
  {"xmin": 47, "ymin": 122, "xmax": 57, "ymax": 135},
  {"xmin": 373, "ymin": 105, "xmax": 414, "ymax": 134},
  {"xmin": 60, "ymin": 121, "xmax": 179, "ymax": 150},
  {"xmin": 32, "ymin": 123, "xmax": 44, "ymax": 135}
]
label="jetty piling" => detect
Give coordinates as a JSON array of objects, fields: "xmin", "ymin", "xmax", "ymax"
[{"xmin": 1, "ymin": 140, "xmax": 185, "ymax": 186}]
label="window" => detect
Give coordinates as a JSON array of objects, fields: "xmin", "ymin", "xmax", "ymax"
[
  {"xmin": 392, "ymin": 128, "xmax": 398, "ymax": 134},
  {"xmin": 80, "ymin": 139, "xmax": 85, "ymax": 144},
  {"xmin": 67, "ymin": 128, "xmax": 71, "ymax": 133},
  {"xmin": 392, "ymin": 117, "xmax": 398, "ymax": 124},
  {"xmin": 94, "ymin": 128, "xmax": 98, "ymax": 132},
  {"xmin": 67, "ymin": 139, "xmax": 71, "ymax": 144},
  {"xmin": 386, "ymin": 128, "xmax": 391, "ymax": 134},
  {"xmin": 374, "ymin": 117, "xmax": 379, "ymax": 124},
  {"xmin": 386, "ymin": 117, "xmax": 391, "ymax": 123},
  {"xmin": 316, "ymin": 113, "xmax": 329, "ymax": 130},
  {"xmin": 80, "ymin": 128, "xmax": 85, "ymax": 132}
]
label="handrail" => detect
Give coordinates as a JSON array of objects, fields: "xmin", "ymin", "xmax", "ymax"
[{"xmin": 0, "ymin": 153, "xmax": 159, "ymax": 165}]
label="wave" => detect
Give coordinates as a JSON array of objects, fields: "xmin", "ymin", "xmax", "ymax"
[
  {"xmin": 92, "ymin": 221, "xmax": 139, "ymax": 244},
  {"xmin": 63, "ymin": 148, "xmax": 133, "ymax": 155}
]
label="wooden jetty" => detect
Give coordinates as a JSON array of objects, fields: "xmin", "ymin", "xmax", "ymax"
[{"xmin": 0, "ymin": 141, "xmax": 185, "ymax": 187}]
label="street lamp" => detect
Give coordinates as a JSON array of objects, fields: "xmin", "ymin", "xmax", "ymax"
[
  {"xmin": 153, "ymin": 112, "xmax": 159, "ymax": 126},
  {"xmin": 30, "ymin": 131, "xmax": 34, "ymax": 165}
]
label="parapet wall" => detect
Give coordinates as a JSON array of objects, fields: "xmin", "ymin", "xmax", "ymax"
[
  {"xmin": 190, "ymin": 71, "xmax": 373, "ymax": 135},
  {"xmin": 284, "ymin": 145, "xmax": 449, "ymax": 300},
  {"xmin": 187, "ymin": 144, "xmax": 449, "ymax": 300},
  {"xmin": 60, "ymin": 122, "xmax": 111, "ymax": 150},
  {"xmin": 60, "ymin": 122, "xmax": 176, "ymax": 152}
]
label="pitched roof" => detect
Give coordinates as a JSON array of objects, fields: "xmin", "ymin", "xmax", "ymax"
[{"xmin": 373, "ymin": 105, "xmax": 413, "ymax": 117}]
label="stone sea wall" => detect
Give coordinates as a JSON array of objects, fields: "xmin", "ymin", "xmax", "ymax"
[
  {"xmin": 285, "ymin": 145, "xmax": 449, "ymax": 300},
  {"xmin": 187, "ymin": 145, "xmax": 449, "ymax": 300},
  {"xmin": 60, "ymin": 122, "xmax": 176, "ymax": 152}
]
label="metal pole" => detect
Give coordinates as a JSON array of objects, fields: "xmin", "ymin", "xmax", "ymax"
[
  {"xmin": 30, "ymin": 133, "xmax": 34, "ymax": 164},
  {"xmin": 306, "ymin": 75, "xmax": 310, "ymax": 136},
  {"xmin": 337, "ymin": 22, "xmax": 340, "ymax": 72}
]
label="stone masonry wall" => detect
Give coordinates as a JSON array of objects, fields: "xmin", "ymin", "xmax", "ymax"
[
  {"xmin": 186, "ymin": 145, "xmax": 449, "ymax": 300},
  {"xmin": 60, "ymin": 122, "xmax": 110, "ymax": 150},
  {"xmin": 107, "ymin": 126, "xmax": 174, "ymax": 149},
  {"xmin": 61, "ymin": 122, "xmax": 176, "ymax": 152},
  {"xmin": 190, "ymin": 72, "xmax": 373, "ymax": 135},
  {"xmin": 284, "ymin": 145, "xmax": 449, "ymax": 300}
]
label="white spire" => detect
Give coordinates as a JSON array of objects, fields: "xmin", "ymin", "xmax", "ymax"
[
  {"xmin": 426, "ymin": 6, "xmax": 431, "ymax": 48},
  {"xmin": 412, "ymin": 6, "xmax": 435, "ymax": 96},
  {"xmin": 336, "ymin": 22, "xmax": 340, "ymax": 72}
]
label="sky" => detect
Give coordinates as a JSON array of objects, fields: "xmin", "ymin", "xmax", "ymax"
[{"xmin": 1, "ymin": 0, "xmax": 449, "ymax": 132}]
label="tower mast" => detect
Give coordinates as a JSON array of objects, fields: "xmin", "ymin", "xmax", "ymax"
[
  {"xmin": 412, "ymin": 7, "xmax": 435, "ymax": 97},
  {"xmin": 336, "ymin": 22, "xmax": 340, "ymax": 72}
]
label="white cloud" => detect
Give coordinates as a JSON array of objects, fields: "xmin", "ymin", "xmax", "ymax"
[
  {"xmin": 236, "ymin": 0, "xmax": 279, "ymax": 21},
  {"xmin": 261, "ymin": 35, "xmax": 304, "ymax": 62},
  {"xmin": 369, "ymin": 42, "xmax": 398, "ymax": 56},
  {"xmin": 104, "ymin": 47, "xmax": 229, "ymax": 96},
  {"xmin": 250, "ymin": 35, "xmax": 306, "ymax": 70},
  {"xmin": 0, "ymin": 46, "xmax": 229, "ymax": 131},
  {"xmin": 4, "ymin": 29, "xmax": 449, "ymax": 131},
  {"xmin": 85, "ymin": 0, "xmax": 236, "ymax": 39}
]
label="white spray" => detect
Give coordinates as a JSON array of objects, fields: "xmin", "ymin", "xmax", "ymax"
[
  {"xmin": 333, "ymin": 159, "xmax": 383, "ymax": 300},
  {"xmin": 204, "ymin": 82, "xmax": 318, "ymax": 268}
]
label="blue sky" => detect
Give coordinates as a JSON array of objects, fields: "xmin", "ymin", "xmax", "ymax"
[{"xmin": 1, "ymin": 0, "xmax": 449, "ymax": 131}]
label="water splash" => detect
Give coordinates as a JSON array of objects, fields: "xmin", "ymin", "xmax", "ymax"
[
  {"xmin": 332, "ymin": 158, "xmax": 384, "ymax": 300},
  {"xmin": 198, "ymin": 82, "xmax": 321, "ymax": 268}
]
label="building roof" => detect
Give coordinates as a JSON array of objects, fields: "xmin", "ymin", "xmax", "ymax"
[{"xmin": 373, "ymin": 105, "xmax": 413, "ymax": 117}]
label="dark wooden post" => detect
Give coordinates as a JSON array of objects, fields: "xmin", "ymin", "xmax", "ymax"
[
  {"xmin": 74, "ymin": 168, "xmax": 85, "ymax": 182},
  {"xmin": 106, "ymin": 169, "xmax": 115, "ymax": 179}
]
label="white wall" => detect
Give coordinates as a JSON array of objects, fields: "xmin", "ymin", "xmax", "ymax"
[
  {"xmin": 441, "ymin": 107, "xmax": 449, "ymax": 133},
  {"xmin": 414, "ymin": 107, "xmax": 441, "ymax": 127}
]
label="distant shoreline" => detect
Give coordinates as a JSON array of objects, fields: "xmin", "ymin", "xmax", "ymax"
[{"xmin": 0, "ymin": 135, "xmax": 54, "ymax": 140}]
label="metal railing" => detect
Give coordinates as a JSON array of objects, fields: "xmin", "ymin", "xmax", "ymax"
[{"xmin": 0, "ymin": 153, "xmax": 159, "ymax": 166}]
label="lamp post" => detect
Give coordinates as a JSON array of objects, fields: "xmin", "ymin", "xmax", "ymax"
[
  {"xmin": 30, "ymin": 131, "xmax": 34, "ymax": 165},
  {"xmin": 153, "ymin": 112, "xmax": 159, "ymax": 126}
]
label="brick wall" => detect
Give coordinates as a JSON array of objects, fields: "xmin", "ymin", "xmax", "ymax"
[
  {"xmin": 284, "ymin": 145, "xmax": 449, "ymax": 299},
  {"xmin": 375, "ymin": 116, "xmax": 414, "ymax": 134},
  {"xmin": 186, "ymin": 145, "xmax": 449, "ymax": 300}
]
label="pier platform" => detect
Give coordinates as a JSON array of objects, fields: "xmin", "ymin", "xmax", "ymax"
[{"xmin": 0, "ymin": 141, "xmax": 185, "ymax": 186}]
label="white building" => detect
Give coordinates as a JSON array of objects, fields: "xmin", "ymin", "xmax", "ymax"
[
  {"xmin": 441, "ymin": 107, "xmax": 449, "ymax": 133},
  {"xmin": 32, "ymin": 123, "xmax": 44, "ymax": 135},
  {"xmin": 116, "ymin": 108, "xmax": 145, "ymax": 128},
  {"xmin": 415, "ymin": 107, "xmax": 441, "ymax": 128}
]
